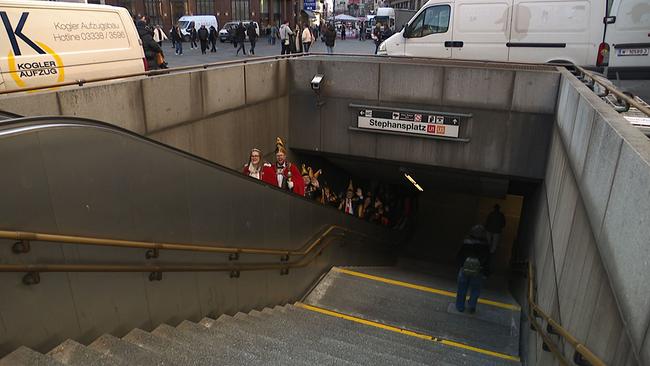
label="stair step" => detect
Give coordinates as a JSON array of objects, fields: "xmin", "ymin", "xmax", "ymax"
[
  {"xmin": 152, "ymin": 323, "xmax": 262, "ymax": 366},
  {"xmin": 123, "ymin": 328, "xmax": 219, "ymax": 366},
  {"xmin": 0, "ymin": 347, "xmax": 63, "ymax": 366},
  {"xmin": 88, "ymin": 334, "xmax": 178, "ymax": 366},
  {"xmin": 47, "ymin": 339, "xmax": 122, "ymax": 366}
]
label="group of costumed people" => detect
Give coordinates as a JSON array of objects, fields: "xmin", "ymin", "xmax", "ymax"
[{"xmin": 243, "ymin": 137, "xmax": 409, "ymax": 227}]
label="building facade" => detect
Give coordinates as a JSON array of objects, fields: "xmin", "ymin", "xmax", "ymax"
[{"xmin": 100, "ymin": 0, "xmax": 307, "ymax": 30}]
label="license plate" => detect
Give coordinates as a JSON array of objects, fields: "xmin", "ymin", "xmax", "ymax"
[{"xmin": 617, "ymin": 48, "xmax": 649, "ymax": 56}]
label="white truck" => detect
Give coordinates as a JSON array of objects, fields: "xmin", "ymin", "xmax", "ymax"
[{"xmin": 378, "ymin": 0, "xmax": 650, "ymax": 76}]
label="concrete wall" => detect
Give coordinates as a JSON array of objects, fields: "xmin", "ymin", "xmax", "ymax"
[
  {"xmin": 523, "ymin": 68, "xmax": 650, "ymax": 365},
  {"xmin": 288, "ymin": 56, "xmax": 559, "ymax": 180},
  {"xmin": 0, "ymin": 119, "xmax": 395, "ymax": 357},
  {"xmin": 0, "ymin": 59, "xmax": 290, "ymax": 171}
]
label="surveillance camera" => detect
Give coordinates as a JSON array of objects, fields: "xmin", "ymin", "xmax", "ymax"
[{"xmin": 311, "ymin": 74, "xmax": 324, "ymax": 91}]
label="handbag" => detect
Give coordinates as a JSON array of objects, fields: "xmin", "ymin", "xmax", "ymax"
[
  {"xmin": 155, "ymin": 52, "xmax": 165, "ymax": 66},
  {"xmin": 284, "ymin": 38, "xmax": 289, "ymax": 46}
]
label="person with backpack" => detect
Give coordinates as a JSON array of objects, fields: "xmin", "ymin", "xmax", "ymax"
[{"xmin": 455, "ymin": 225, "xmax": 491, "ymax": 314}]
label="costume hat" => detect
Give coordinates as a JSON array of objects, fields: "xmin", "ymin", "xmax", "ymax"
[
  {"xmin": 301, "ymin": 164, "xmax": 309, "ymax": 176},
  {"xmin": 347, "ymin": 179, "xmax": 354, "ymax": 192},
  {"xmin": 275, "ymin": 137, "xmax": 287, "ymax": 154}
]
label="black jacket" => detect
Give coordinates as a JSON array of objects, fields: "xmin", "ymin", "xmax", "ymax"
[
  {"xmin": 198, "ymin": 27, "xmax": 209, "ymax": 41},
  {"xmin": 456, "ymin": 236, "xmax": 490, "ymax": 276},
  {"xmin": 324, "ymin": 28, "xmax": 336, "ymax": 47},
  {"xmin": 136, "ymin": 21, "xmax": 162, "ymax": 62},
  {"xmin": 247, "ymin": 24, "xmax": 258, "ymax": 41},
  {"xmin": 170, "ymin": 26, "xmax": 182, "ymax": 42},
  {"xmin": 209, "ymin": 26, "xmax": 218, "ymax": 41},
  {"xmin": 235, "ymin": 25, "xmax": 246, "ymax": 42}
]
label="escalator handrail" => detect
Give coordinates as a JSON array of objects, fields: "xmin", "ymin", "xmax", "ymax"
[{"xmin": 528, "ymin": 263, "xmax": 607, "ymax": 366}]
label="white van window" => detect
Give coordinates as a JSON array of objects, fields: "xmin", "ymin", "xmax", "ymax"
[{"xmin": 409, "ymin": 5, "xmax": 451, "ymax": 38}]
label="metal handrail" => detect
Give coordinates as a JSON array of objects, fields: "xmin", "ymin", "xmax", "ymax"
[
  {"xmin": 0, "ymin": 225, "xmax": 358, "ymax": 258},
  {"xmin": 573, "ymin": 65, "xmax": 650, "ymax": 118},
  {"xmin": 528, "ymin": 263, "xmax": 607, "ymax": 366}
]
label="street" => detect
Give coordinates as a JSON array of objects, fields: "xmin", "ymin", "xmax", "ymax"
[{"xmin": 161, "ymin": 37, "xmax": 378, "ymax": 68}]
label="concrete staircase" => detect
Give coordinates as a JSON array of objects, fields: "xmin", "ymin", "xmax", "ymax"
[{"xmin": 0, "ymin": 266, "xmax": 522, "ymax": 365}]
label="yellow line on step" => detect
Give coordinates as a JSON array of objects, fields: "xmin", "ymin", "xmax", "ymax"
[
  {"xmin": 333, "ymin": 267, "xmax": 521, "ymax": 311},
  {"xmin": 296, "ymin": 303, "xmax": 521, "ymax": 362}
]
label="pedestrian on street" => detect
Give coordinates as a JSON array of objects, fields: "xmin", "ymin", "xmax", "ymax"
[
  {"xmin": 324, "ymin": 23, "xmax": 336, "ymax": 54},
  {"xmin": 247, "ymin": 22, "xmax": 258, "ymax": 55},
  {"xmin": 270, "ymin": 23, "xmax": 278, "ymax": 45},
  {"xmin": 293, "ymin": 24, "xmax": 302, "ymax": 53},
  {"xmin": 279, "ymin": 20, "xmax": 293, "ymax": 55},
  {"xmin": 209, "ymin": 25, "xmax": 218, "ymax": 52},
  {"xmin": 136, "ymin": 19, "xmax": 163, "ymax": 70},
  {"xmin": 455, "ymin": 225, "xmax": 491, "ymax": 314},
  {"xmin": 189, "ymin": 24, "xmax": 198, "ymax": 49},
  {"xmin": 485, "ymin": 204, "xmax": 506, "ymax": 254},
  {"xmin": 198, "ymin": 25, "xmax": 209, "ymax": 54},
  {"xmin": 340, "ymin": 25, "xmax": 346, "ymax": 40},
  {"xmin": 372, "ymin": 24, "xmax": 382, "ymax": 54},
  {"xmin": 359, "ymin": 22, "xmax": 365, "ymax": 41},
  {"xmin": 301, "ymin": 23, "xmax": 313, "ymax": 53},
  {"xmin": 153, "ymin": 25, "xmax": 167, "ymax": 47},
  {"xmin": 171, "ymin": 25, "xmax": 183, "ymax": 55},
  {"xmin": 235, "ymin": 22, "xmax": 247, "ymax": 55}
]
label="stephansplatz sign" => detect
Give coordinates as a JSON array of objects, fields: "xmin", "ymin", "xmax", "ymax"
[{"xmin": 357, "ymin": 108, "xmax": 462, "ymax": 138}]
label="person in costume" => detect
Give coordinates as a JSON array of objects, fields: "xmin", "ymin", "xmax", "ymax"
[
  {"xmin": 303, "ymin": 166, "xmax": 322, "ymax": 200},
  {"xmin": 263, "ymin": 137, "xmax": 305, "ymax": 196},
  {"xmin": 339, "ymin": 180, "xmax": 359, "ymax": 215},
  {"xmin": 242, "ymin": 148, "xmax": 273, "ymax": 180},
  {"xmin": 320, "ymin": 183, "xmax": 338, "ymax": 207}
]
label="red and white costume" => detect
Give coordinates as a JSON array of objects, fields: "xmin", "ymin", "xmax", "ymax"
[{"xmin": 262, "ymin": 161, "xmax": 305, "ymax": 196}]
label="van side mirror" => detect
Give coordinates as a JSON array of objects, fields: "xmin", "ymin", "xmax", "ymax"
[
  {"xmin": 604, "ymin": 16, "xmax": 616, "ymax": 24},
  {"xmin": 403, "ymin": 26, "xmax": 411, "ymax": 38}
]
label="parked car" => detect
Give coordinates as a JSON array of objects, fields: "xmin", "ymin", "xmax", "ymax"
[{"xmin": 218, "ymin": 21, "xmax": 260, "ymax": 42}]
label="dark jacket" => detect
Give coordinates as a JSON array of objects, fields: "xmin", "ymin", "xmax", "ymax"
[
  {"xmin": 247, "ymin": 24, "xmax": 258, "ymax": 41},
  {"xmin": 324, "ymin": 27, "xmax": 336, "ymax": 47},
  {"xmin": 198, "ymin": 27, "xmax": 209, "ymax": 41},
  {"xmin": 190, "ymin": 27, "xmax": 198, "ymax": 40},
  {"xmin": 170, "ymin": 26, "xmax": 182, "ymax": 42},
  {"xmin": 235, "ymin": 24, "xmax": 246, "ymax": 42},
  {"xmin": 209, "ymin": 26, "xmax": 218, "ymax": 42},
  {"xmin": 136, "ymin": 20, "xmax": 162, "ymax": 66},
  {"xmin": 485, "ymin": 210, "xmax": 506, "ymax": 233},
  {"xmin": 456, "ymin": 235, "xmax": 490, "ymax": 276}
]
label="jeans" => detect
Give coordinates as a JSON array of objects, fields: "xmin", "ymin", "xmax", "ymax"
[
  {"xmin": 250, "ymin": 39, "xmax": 256, "ymax": 54},
  {"xmin": 326, "ymin": 46, "xmax": 334, "ymax": 54},
  {"xmin": 237, "ymin": 41, "xmax": 246, "ymax": 55},
  {"xmin": 175, "ymin": 41, "xmax": 183, "ymax": 55},
  {"xmin": 303, "ymin": 42, "xmax": 310, "ymax": 53},
  {"xmin": 455, "ymin": 269, "xmax": 483, "ymax": 312}
]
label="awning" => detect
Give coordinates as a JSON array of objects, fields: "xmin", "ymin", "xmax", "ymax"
[
  {"xmin": 301, "ymin": 9, "xmax": 317, "ymax": 19},
  {"xmin": 334, "ymin": 14, "xmax": 358, "ymax": 21}
]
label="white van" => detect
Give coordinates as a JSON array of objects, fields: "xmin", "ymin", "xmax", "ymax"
[
  {"xmin": 177, "ymin": 15, "xmax": 219, "ymax": 41},
  {"xmin": 0, "ymin": 0, "xmax": 145, "ymax": 93},
  {"xmin": 601, "ymin": 0, "xmax": 650, "ymax": 78},
  {"xmin": 378, "ymin": 0, "xmax": 648, "ymax": 72}
]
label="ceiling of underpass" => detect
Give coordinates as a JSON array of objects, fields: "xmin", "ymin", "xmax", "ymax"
[{"xmin": 298, "ymin": 151, "xmax": 512, "ymax": 198}]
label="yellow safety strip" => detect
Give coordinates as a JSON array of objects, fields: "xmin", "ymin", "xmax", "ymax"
[
  {"xmin": 333, "ymin": 267, "xmax": 521, "ymax": 311},
  {"xmin": 296, "ymin": 303, "xmax": 521, "ymax": 362}
]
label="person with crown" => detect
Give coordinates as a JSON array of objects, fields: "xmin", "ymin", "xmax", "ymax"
[
  {"xmin": 303, "ymin": 166, "xmax": 322, "ymax": 200},
  {"xmin": 262, "ymin": 137, "xmax": 305, "ymax": 196},
  {"xmin": 242, "ymin": 148, "xmax": 273, "ymax": 181}
]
